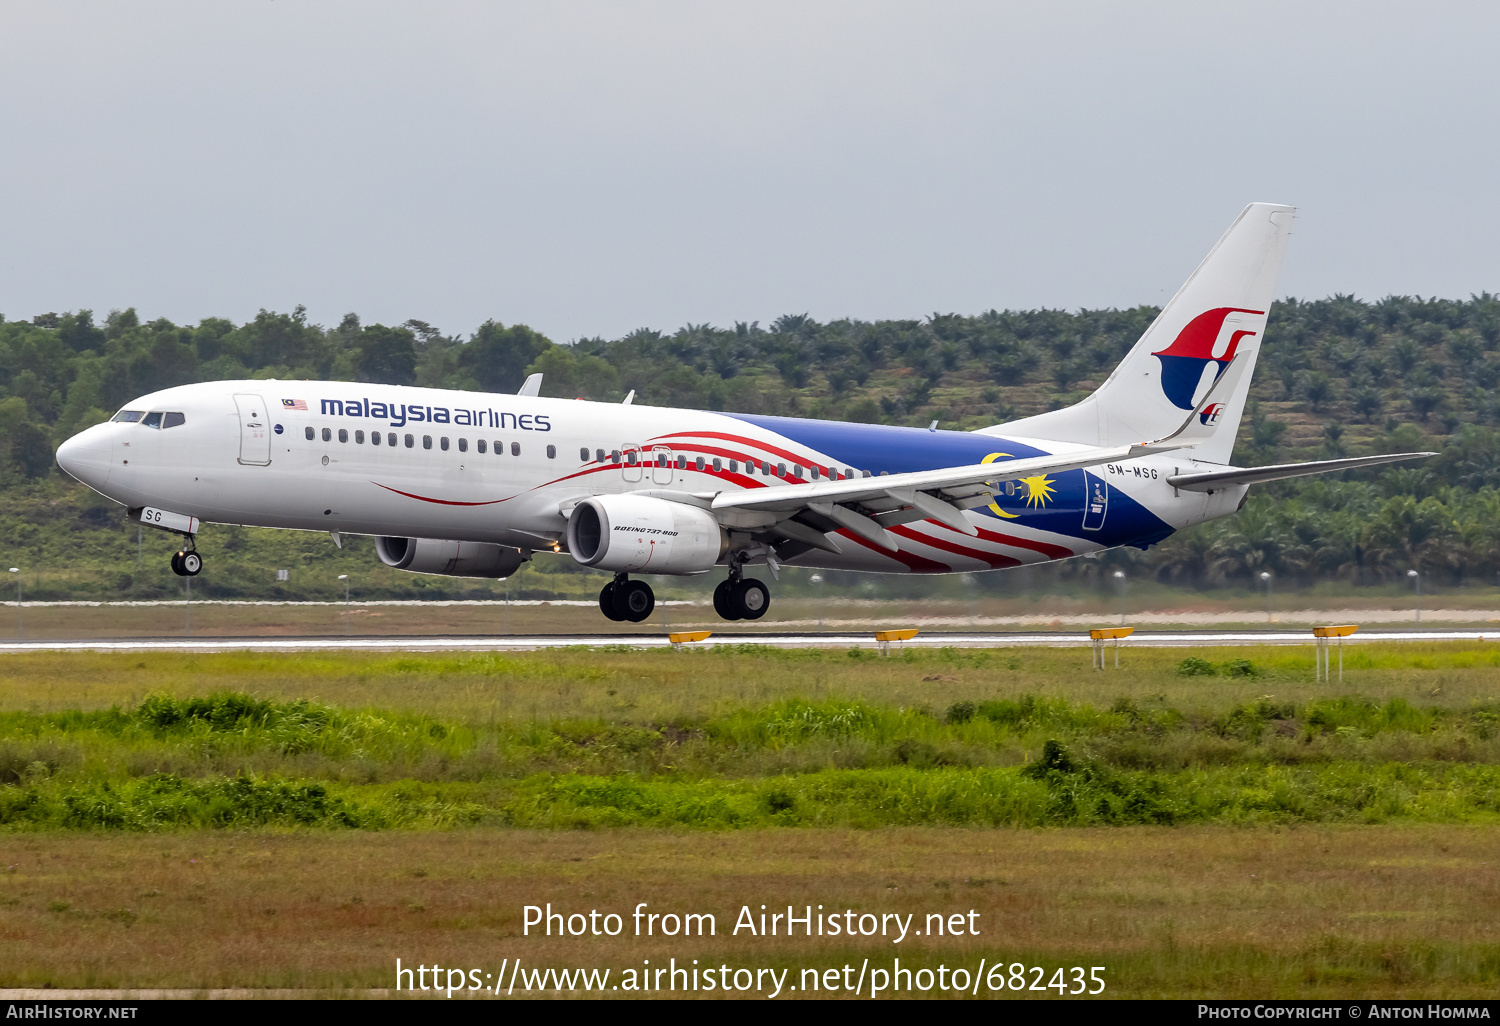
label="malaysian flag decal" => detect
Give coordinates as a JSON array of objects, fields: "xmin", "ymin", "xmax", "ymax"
[{"xmin": 282, "ymin": 398, "xmax": 307, "ymax": 411}]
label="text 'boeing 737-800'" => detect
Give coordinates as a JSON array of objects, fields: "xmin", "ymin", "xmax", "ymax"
[{"xmin": 55, "ymin": 204, "xmax": 1434, "ymax": 623}]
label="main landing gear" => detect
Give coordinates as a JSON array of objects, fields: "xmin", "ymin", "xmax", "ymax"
[
  {"xmin": 713, "ymin": 568, "xmax": 770, "ymax": 621},
  {"xmin": 169, "ymin": 542, "xmax": 202, "ymax": 577},
  {"xmin": 599, "ymin": 574, "xmax": 655, "ymax": 623}
]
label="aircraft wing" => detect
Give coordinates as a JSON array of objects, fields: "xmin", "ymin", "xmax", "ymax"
[
  {"xmin": 714, "ymin": 443, "xmax": 1162, "ymax": 515},
  {"xmin": 709, "ymin": 375, "xmax": 1237, "ymax": 555},
  {"xmin": 710, "ymin": 440, "xmax": 1171, "ymax": 553}
]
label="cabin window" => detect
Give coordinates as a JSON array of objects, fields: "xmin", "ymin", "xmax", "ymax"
[
  {"xmin": 388, "ymin": 433, "xmax": 397, "ymax": 447},
  {"xmin": 439, "ymin": 436, "xmax": 449, "ymax": 451},
  {"xmin": 611, "ymin": 450, "xmax": 621, "ymax": 464},
  {"xmin": 862, "ymin": 470, "xmax": 872, "ymax": 478},
  {"xmin": 493, "ymin": 440, "xmax": 503, "ymax": 454},
  {"xmin": 695, "ymin": 456, "xmax": 705, "ymax": 471},
  {"xmin": 355, "ymin": 430, "xmax": 365, "ymax": 444},
  {"xmin": 580, "ymin": 447, "xmax": 590, "ymax": 462},
  {"xmin": 511, "ymin": 442, "xmax": 521, "ymax": 456},
  {"xmin": 745, "ymin": 461, "xmax": 754, "ymax": 475},
  {"xmin": 596, "ymin": 448, "xmax": 606, "ymax": 463},
  {"xmin": 338, "ymin": 429, "xmax": 348, "ymax": 443},
  {"xmin": 546, "ymin": 445, "xmax": 557, "ymax": 459},
  {"xmin": 162, "ymin": 412, "xmax": 185, "ymax": 429},
  {"xmin": 458, "ymin": 438, "xmax": 468, "ymax": 452},
  {"xmin": 762, "ymin": 461, "xmax": 771, "ymax": 474},
  {"xmin": 777, "ymin": 462, "xmax": 786, "ymax": 477},
  {"xmin": 794, "ymin": 465, "xmax": 805, "ymax": 479},
  {"xmin": 304, "ymin": 426, "xmax": 315, "ymax": 440},
  {"xmin": 810, "ymin": 466, "xmax": 820, "ymax": 479},
  {"xmin": 321, "ymin": 427, "xmax": 331, "ymax": 442},
  {"xmin": 676, "ymin": 455, "xmax": 686, "ymax": 470},
  {"xmin": 626, "ymin": 451, "xmax": 637, "ymax": 465},
  {"xmin": 729, "ymin": 460, "xmax": 738, "ymax": 473},
  {"xmin": 423, "ymin": 435, "xmax": 433, "ymax": 449},
  {"xmin": 879, "ymin": 470, "xmax": 889, "ymax": 476},
  {"xmin": 844, "ymin": 467, "xmax": 853, "ymax": 479},
  {"xmin": 404, "ymin": 434, "xmax": 414, "ymax": 448},
  {"xmin": 142, "ymin": 412, "xmax": 163, "ymax": 429},
  {"xmin": 368, "ymin": 431, "xmax": 377, "ymax": 445},
  {"xmin": 112, "ymin": 410, "xmax": 144, "ymax": 423},
  {"xmin": 712, "ymin": 457, "xmax": 721, "ymax": 472}
]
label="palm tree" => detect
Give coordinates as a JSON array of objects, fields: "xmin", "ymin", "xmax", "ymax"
[{"xmin": 1361, "ymin": 495, "xmax": 1457, "ymax": 578}]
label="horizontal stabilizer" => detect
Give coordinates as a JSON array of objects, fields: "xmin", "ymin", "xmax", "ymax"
[{"xmin": 1166, "ymin": 452, "xmax": 1436, "ymax": 492}]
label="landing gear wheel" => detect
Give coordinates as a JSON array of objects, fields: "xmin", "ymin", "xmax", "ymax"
[
  {"xmin": 613, "ymin": 580, "xmax": 655, "ymax": 623},
  {"xmin": 180, "ymin": 551, "xmax": 202, "ymax": 576},
  {"xmin": 713, "ymin": 580, "xmax": 739, "ymax": 621},
  {"xmin": 731, "ymin": 578, "xmax": 770, "ymax": 620},
  {"xmin": 170, "ymin": 552, "xmax": 185, "ymax": 576},
  {"xmin": 599, "ymin": 582, "xmax": 625, "ymax": 621}
]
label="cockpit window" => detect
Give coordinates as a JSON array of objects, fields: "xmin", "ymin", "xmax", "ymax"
[
  {"xmin": 162, "ymin": 412, "xmax": 186, "ymax": 429},
  {"xmin": 112, "ymin": 410, "xmax": 144, "ymax": 423},
  {"xmin": 141, "ymin": 412, "xmax": 163, "ymax": 429}
]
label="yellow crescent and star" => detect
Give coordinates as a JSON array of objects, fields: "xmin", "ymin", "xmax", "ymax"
[{"xmin": 981, "ymin": 452, "xmax": 1057, "ymax": 519}]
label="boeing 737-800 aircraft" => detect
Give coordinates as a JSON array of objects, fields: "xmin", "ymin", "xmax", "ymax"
[{"xmin": 55, "ymin": 204, "xmax": 1431, "ymax": 623}]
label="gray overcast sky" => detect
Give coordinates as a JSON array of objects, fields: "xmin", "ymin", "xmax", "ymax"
[{"xmin": 2, "ymin": 1, "xmax": 1497, "ymax": 342}]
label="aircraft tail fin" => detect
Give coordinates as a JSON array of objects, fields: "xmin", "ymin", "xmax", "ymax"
[{"xmin": 986, "ymin": 202, "xmax": 1295, "ymax": 465}]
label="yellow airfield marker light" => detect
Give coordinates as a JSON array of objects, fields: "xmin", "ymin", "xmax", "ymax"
[
  {"xmin": 1090, "ymin": 626, "xmax": 1135, "ymax": 670},
  {"xmin": 875, "ymin": 628, "xmax": 920, "ymax": 655},
  {"xmin": 669, "ymin": 630, "xmax": 712, "ymax": 649},
  {"xmin": 1313, "ymin": 624, "xmax": 1359, "ymax": 682}
]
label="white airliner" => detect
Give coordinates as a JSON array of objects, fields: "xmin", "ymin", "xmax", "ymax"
[{"xmin": 56, "ymin": 204, "xmax": 1430, "ymax": 623}]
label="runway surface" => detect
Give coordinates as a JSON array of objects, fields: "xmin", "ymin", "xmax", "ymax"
[{"xmin": 0, "ymin": 629, "xmax": 1494, "ymax": 653}]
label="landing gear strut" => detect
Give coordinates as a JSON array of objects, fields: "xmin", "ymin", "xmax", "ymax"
[
  {"xmin": 713, "ymin": 563, "xmax": 770, "ymax": 621},
  {"xmin": 599, "ymin": 574, "xmax": 655, "ymax": 623},
  {"xmin": 170, "ymin": 541, "xmax": 202, "ymax": 577}
]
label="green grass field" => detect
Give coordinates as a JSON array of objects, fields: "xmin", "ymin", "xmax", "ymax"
[{"xmin": 1, "ymin": 644, "xmax": 1497, "ymax": 996}]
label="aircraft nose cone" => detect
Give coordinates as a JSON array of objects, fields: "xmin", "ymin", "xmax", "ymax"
[{"xmin": 56, "ymin": 427, "xmax": 112, "ymax": 489}]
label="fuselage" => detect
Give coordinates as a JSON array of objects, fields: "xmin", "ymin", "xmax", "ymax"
[{"xmin": 56, "ymin": 379, "xmax": 1246, "ymax": 575}]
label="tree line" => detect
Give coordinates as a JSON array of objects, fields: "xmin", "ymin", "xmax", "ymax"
[{"xmin": 3, "ymin": 294, "xmax": 1500, "ymax": 593}]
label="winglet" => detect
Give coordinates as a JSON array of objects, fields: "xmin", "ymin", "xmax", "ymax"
[{"xmin": 517, "ymin": 373, "xmax": 543, "ymax": 397}]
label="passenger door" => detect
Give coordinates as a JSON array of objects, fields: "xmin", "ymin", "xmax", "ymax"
[
  {"xmin": 233, "ymin": 393, "xmax": 272, "ymax": 466},
  {"xmin": 622, "ymin": 444, "xmax": 643, "ymax": 483},
  {"xmin": 651, "ymin": 446, "xmax": 675, "ymax": 485},
  {"xmin": 1081, "ymin": 475, "xmax": 1109, "ymax": 531}
]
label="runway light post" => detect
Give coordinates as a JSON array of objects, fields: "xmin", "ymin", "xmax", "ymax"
[
  {"xmin": 8, "ymin": 568, "xmax": 20, "ymax": 636},
  {"xmin": 809, "ymin": 574, "xmax": 824, "ymax": 629},
  {"xmin": 338, "ymin": 574, "xmax": 350, "ymax": 635},
  {"xmin": 1260, "ymin": 571, "xmax": 1274, "ymax": 624},
  {"xmin": 1408, "ymin": 569, "xmax": 1421, "ymax": 623},
  {"xmin": 1112, "ymin": 569, "xmax": 1127, "ymax": 626}
]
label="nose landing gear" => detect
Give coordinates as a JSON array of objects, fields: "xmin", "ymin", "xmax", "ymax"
[
  {"xmin": 169, "ymin": 544, "xmax": 202, "ymax": 577},
  {"xmin": 598, "ymin": 574, "xmax": 655, "ymax": 623}
]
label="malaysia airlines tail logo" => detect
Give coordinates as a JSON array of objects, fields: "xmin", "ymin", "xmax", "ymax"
[
  {"xmin": 1199, "ymin": 403, "xmax": 1225, "ymax": 426},
  {"xmin": 1152, "ymin": 307, "xmax": 1263, "ymax": 410}
]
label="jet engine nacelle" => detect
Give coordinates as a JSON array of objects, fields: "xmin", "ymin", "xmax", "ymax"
[
  {"xmin": 566, "ymin": 494, "xmax": 726, "ymax": 574},
  {"xmin": 375, "ymin": 537, "xmax": 529, "ymax": 578}
]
